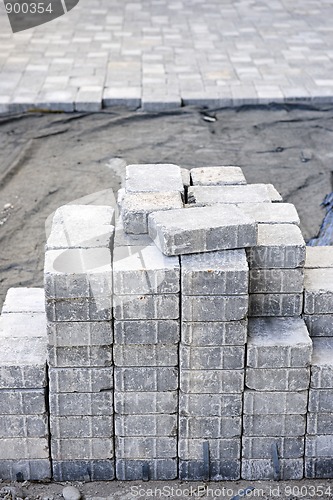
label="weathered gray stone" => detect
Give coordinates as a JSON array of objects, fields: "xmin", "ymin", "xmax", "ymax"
[
  {"xmin": 249, "ymin": 268, "xmax": 304, "ymax": 293},
  {"xmin": 304, "ymin": 269, "xmax": 333, "ymax": 314},
  {"xmin": 179, "ymin": 393, "xmax": 242, "ymax": 417},
  {"xmin": 190, "ymin": 166, "xmax": 246, "ymax": 186},
  {"xmin": 0, "ymin": 459, "xmax": 51, "ymax": 481},
  {"xmin": 180, "ymin": 370, "xmax": 244, "ymax": 394},
  {"xmin": 48, "ymin": 345, "xmax": 112, "ymax": 368},
  {"xmin": 243, "ymin": 414, "xmax": 306, "ymax": 437},
  {"xmin": 114, "ymin": 320, "xmax": 179, "ymax": 345},
  {"xmin": 148, "ymin": 205, "xmax": 257, "ymax": 256},
  {"xmin": 0, "ymin": 311, "xmax": 46, "ymax": 339},
  {"xmin": 116, "ymin": 459, "xmax": 177, "ymax": 480},
  {"xmin": 2, "ymin": 288, "xmax": 45, "ymax": 314},
  {"xmin": 113, "ymin": 216, "xmax": 154, "ymax": 248},
  {"xmin": 114, "ymin": 345, "xmax": 178, "ymax": 367},
  {"xmin": 179, "ymin": 438, "xmax": 240, "ymax": 460},
  {"xmin": 113, "ymin": 294, "xmax": 179, "ymax": 320},
  {"xmin": 238, "ymin": 203, "xmax": 300, "ymax": 225},
  {"xmin": 49, "ymin": 392, "xmax": 113, "ymax": 416},
  {"xmin": 44, "ymin": 248, "xmax": 112, "ymax": 299},
  {"xmin": 181, "ymin": 320, "xmax": 247, "ymax": 346},
  {"xmin": 181, "ymin": 168, "xmax": 191, "ymax": 188},
  {"xmin": 241, "ymin": 458, "xmax": 303, "ymax": 480},
  {"xmin": 311, "ymin": 338, "xmax": 333, "ymax": 388},
  {"xmin": 305, "ymin": 246, "xmax": 333, "ymax": 269},
  {"xmin": 247, "ymin": 224, "xmax": 305, "ymax": 269},
  {"xmin": 180, "ymin": 345, "xmax": 245, "ymax": 370},
  {"xmin": 0, "ymin": 438, "xmax": 49, "ymax": 460},
  {"xmin": 246, "ymin": 367, "xmax": 310, "ymax": 391},
  {"xmin": 51, "ymin": 416, "xmax": 113, "ymax": 438},
  {"xmin": 0, "ymin": 390, "xmax": 46, "ymax": 415},
  {"xmin": 115, "ymin": 415, "xmax": 177, "ymax": 436},
  {"xmin": 114, "ymin": 367, "xmax": 178, "ymax": 392},
  {"xmin": 46, "ymin": 296, "xmax": 111, "ymax": 322},
  {"xmin": 306, "ymin": 435, "xmax": 333, "ymax": 457},
  {"xmin": 182, "ymin": 295, "xmax": 248, "ymax": 322},
  {"xmin": 122, "ymin": 191, "xmax": 183, "ymax": 234},
  {"xmin": 51, "ymin": 438, "xmax": 113, "ymax": 460},
  {"xmin": 125, "ymin": 164, "xmax": 183, "ymax": 194},
  {"xmin": 305, "ymin": 458, "xmax": 333, "ymax": 479},
  {"xmin": 307, "ymin": 413, "xmax": 333, "ymax": 435},
  {"xmin": 187, "ymin": 184, "xmax": 272, "ymax": 205},
  {"xmin": 46, "ymin": 205, "xmax": 114, "ymax": 250},
  {"xmin": 49, "ymin": 367, "xmax": 113, "ymax": 392},
  {"xmin": 303, "ymin": 315, "xmax": 333, "ymax": 337},
  {"xmin": 179, "ymin": 416, "xmax": 241, "ymax": 439},
  {"xmin": 116, "ymin": 436, "xmax": 177, "ymax": 459},
  {"xmin": 242, "ymin": 437, "xmax": 304, "ymax": 459},
  {"xmin": 179, "ymin": 459, "xmax": 240, "ymax": 481},
  {"xmin": 243, "ymin": 390, "xmax": 308, "ymax": 414},
  {"xmin": 308, "ymin": 389, "xmax": 333, "ymax": 412},
  {"xmin": 249, "ymin": 293, "xmax": 303, "ymax": 317},
  {"xmin": 113, "ymin": 245, "xmax": 180, "ymax": 295},
  {"xmin": 53, "ymin": 459, "xmax": 115, "ymax": 481},
  {"xmin": 114, "ymin": 391, "xmax": 178, "ymax": 415},
  {"xmin": 62, "ymin": 485, "xmax": 81, "ymax": 500},
  {"xmin": 181, "ymin": 250, "xmax": 248, "ymax": 296},
  {"xmin": 47, "ymin": 321, "xmax": 113, "ymax": 347},
  {"xmin": 247, "ymin": 317, "xmax": 312, "ymax": 368},
  {"xmin": 0, "ymin": 415, "xmax": 48, "ymax": 438}
]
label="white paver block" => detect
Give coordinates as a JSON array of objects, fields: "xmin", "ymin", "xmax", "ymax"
[
  {"xmin": 125, "ymin": 164, "xmax": 183, "ymax": 194},
  {"xmin": 305, "ymin": 246, "xmax": 333, "ymax": 269},
  {"xmin": 304, "ymin": 268, "xmax": 333, "ymax": 314},
  {"xmin": 187, "ymin": 184, "xmax": 272, "ymax": 205},
  {"xmin": 190, "ymin": 166, "xmax": 246, "ymax": 186},
  {"xmin": 238, "ymin": 203, "xmax": 300, "ymax": 225},
  {"xmin": 2, "ymin": 288, "xmax": 45, "ymax": 314}
]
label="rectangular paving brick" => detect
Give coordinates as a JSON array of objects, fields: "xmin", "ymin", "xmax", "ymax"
[
  {"xmin": 0, "ymin": 415, "xmax": 48, "ymax": 439},
  {"xmin": 179, "ymin": 438, "xmax": 240, "ymax": 460},
  {"xmin": 51, "ymin": 438, "xmax": 113, "ymax": 460},
  {"xmin": 245, "ymin": 367, "xmax": 310, "ymax": 391},
  {"xmin": 243, "ymin": 390, "xmax": 308, "ymax": 414},
  {"xmin": 305, "ymin": 458, "xmax": 333, "ymax": 479},
  {"xmin": 180, "ymin": 345, "xmax": 245, "ymax": 370},
  {"xmin": 114, "ymin": 392, "xmax": 178, "ymax": 415},
  {"xmin": 49, "ymin": 367, "xmax": 112, "ymax": 393},
  {"xmin": 114, "ymin": 216, "xmax": 154, "ymax": 248},
  {"xmin": 242, "ymin": 436, "xmax": 304, "ymax": 459},
  {"xmin": 305, "ymin": 246, "xmax": 333, "ymax": 269},
  {"xmin": 187, "ymin": 184, "xmax": 272, "ymax": 205},
  {"xmin": 148, "ymin": 205, "xmax": 257, "ymax": 256},
  {"xmin": 179, "ymin": 416, "xmax": 241, "ymax": 439},
  {"xmin": 311, "ymin": 338, "xmax": 333, "ymax": 388},
  {"xmin": 306, "ymin": 435, "xmax": 333, "ymax": 457},
  {"xmin": 114, "ymin": 345, "xmax": 177, "ymax": 367},
  {"xmin": 113, "ymin": 294, "xmax": 179, "ymax": 320},
  {"xmin": 46, "ymin": 296, "xmax": 111, "ymax": 322},
  {"xmin": 125, "ymin": 164, "xmax": 183, "ymax": 194},
  {"xmin": 53, "ymin": 459, "xmax": 115, "ymax": 481},
  {"xmin": 238, "ymin": 203, "xmax": 300, "ymax": 225},
  {"xmin": 249, "ymin": 293, "xmax": 303, "ymax": 317},
  {"xmin": 114, "ymin": 320, "xmax": 179, "ymax": 345},
  {"xmin": 48, "ymin": 345, "xmax": 112, "ymax": 368},
  {"xmin": 0, "ymin": 438, "xmax": 49, "ymax": 460},
  {"xmin": 0, "ymin": 312, "xmax": 46, "ymax": 339},
  {"xmin": 241, "ymin": 458, "xmax": 303, "ymax": 480},
  {"xmin": 0, "ymin": 459, "xmax": 51, "ymax": 481},
  {"xmin": 303, "ymin": 315, "xmax": 333, "ymax": 337},
  {"xmin": 116, "ymin": 459, "xmax": 177, "ymax": 481},
  {"xmin": 49, "ymin": 392, "xmax": 113, "ymax": 416},
  {"xmin": 190, "ymin": 166, "xmax": 246, "ymax": 186},
  {"xmin": 50, "ymin": 416, "xmax": 113, "ymax": 439},
  {"xmin": 181, "ymin": 250, "xmax": 248, "ymax": 295},
  {"xmin": 179, "ymin": 459, "xmax": 240, "ymax": 481},
  {"xmin": 114, "ymin": 367, "xmax": 178, "ymax": 392},
  {"xmin": 113, "ymin": 245, "xmax": 180, "ymax": 295},
  {"xmin": 180, "ymin": 369, "xmax": 244, "ymax": 394},
  {"xmin": 249, "ymin": 268, "xmax": 304, "ymax": 293},
  {"xmin": 181, "ymin": 320, "xmax": 247, "ymax": 346},
  {"xmin": 0, "ymin": 390, "xmax": 46, "ymax": 415},
  {"xmin": 243, "ymin": 414, "xmax": 306, "ymax": 436},
  {"xmin": 116, "ymin": 437, "xmax": 177, "ymax": 459},
  {"xmin": 47, "ymin": 321, "xmax": 113, "ymax": 347},
  {"xmin": 304, "ymin": 269, "xmax": 333, "ymax": 314},
  {"xmin": 115, "ymin": 415, "xmax": 177, "ymax": 436},
  {"xmin": 247, "ymin": 317, "xmax": 312, "ymax": 368},
  {"xmin": 182, "ymin": 295, "xmax": 248, "ymax": 322},
  {"xmin": 2, "ymin": 288, "xmax": 45, "ymax": 314},
  {"xmin": 121, "ymin": 191, "xmax": 183, "ymax": 234},
  {"xmin": 179, "ymin": 393, "xmax": 242, "ymax": 417},
  {"xmin": 307, "ymin": 413, "xmax": 333, "ymax": 435}
]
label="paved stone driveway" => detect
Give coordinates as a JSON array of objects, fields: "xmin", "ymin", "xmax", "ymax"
[{"xmin": 1, "ymin": 0, "xmax": 333, "ymax": 112}]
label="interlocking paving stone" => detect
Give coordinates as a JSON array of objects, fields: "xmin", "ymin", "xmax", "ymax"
[
  {"xmin": 249, "ymin": 268, "xmax": 304, "ymax": 294},
  {"xmin": 116, "ymin": 437, "xmax": 177, "ymax": 459},
  {"xmin": 190, "ymin": 166, "xmax": 246, "ymax": 186},
  {"xmin": 238, "ymin": 203, "xmax": 300, "ymax": 225},
  {"xmin": 245, "ymin": 367, "xmax": 310, "ymax": 391},
  {"xmin": 303, "ymin": 314, "xmax": 333, "ymax": 337},
  {"xmin": 243, "ymin": 390, "xmax": 308, "ymax": 414},
  {"xmin": 114, "ymin": 320, "xmax": 179, "ymax": 345},
  {"xmin": 114, "ymin": 392, "xmax": 178, "ymax": 415},
  {"xmin": 311, "ymin": 338, "xmax": 333, "ymax": 388},
  {"xmin": 179, "ymin": 416, "xmax": 241, "ymax": 439},
  {"xmin": 49, "ymin": 367, "xmax": 113, "ymax": 392},
  {"xmin": 50, "ymin": 416, "xmax": 113, "ymax": 439},
  {"xmin": 241, "ymin": 458, "xmax": 303, "ymax": 480},
  {"xmin": 249, "ymin": 293, "xmax": 303, "ymax": 317},
  {"xmin": 179, "ymin": 393, "xmax": 242, "ymax": 417},
  {"xmin": 116, "ymin": 459, "xmax": 177, "ymax": 481},
  {"xmin": 2, "ymin": 288, "xmax": 45, "ymax": 314},
  {"xmin": 51, "ymin": 438, "xmax": 113, "ymax": 460},
  {"xmin": 125, "ymin": 164, "xmax": 183, "ymax": 194},
  {"xmin": 242, "ymin": 436, "xmax": 304, "ymax": 459},
  {"xmin": 114, "ymin": 345, "xmax": 178, "ymax": 367},
  {"xmin": 305, "ymin": 246, "xmax": 333, "ymax": 269},
  {"xmin": 0, "ymin": 459, "xmax": 51, "ymax": 481},
  {"xmin": 47, "ymin": 321, "xmax": 113, "ymax": 347},
  {"xmin": 242, "ymin": 414, "xmax": 306, "ymax": 437},
  {"xmin": 187, "ymin": 184, "xmax": 272, "ymax": 205},
  {"xmin": 182, "ymin": 295, "xmax": 248, "ymax": 322},
  {"xmin": 180, "ymin": 345, "xmax": 245, "ymax": 370},
  {"xmin": 115, "ymin": 415, "xmax": 177, "ymax": 436},
  {"xmin": 53, "ymin": 460, "xmax": 115, "ymax": 481},
  {"xmin": 179, "ymin": 459, "xmax": 240, "ymax": 481},
  {"xmin": 304, "ymin": 268, "xmax": 333, "ymax": 314},
  {"xmin": 179, "ymin": 438, "xmax": 240, "ymax": 460}
]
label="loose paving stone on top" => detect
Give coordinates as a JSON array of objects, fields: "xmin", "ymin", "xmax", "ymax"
[
  {"xmin": 238, "ymin": 203, "xmax": 300, "ymax": 225},
  {"xmin": 125, "ymin": 164, "xmax": 184, "ymax": 194},
  {"xmin": 305, "ymin": 246, "xmax": 333, "ymax": 268},
  {"xmin": 187, "ymin": 184, "xmax": 273, "ymax": 205},
  {"xmin": 190, "ymin": 166, "xmax": 247, "ymax": 186},
  {"xmin": 148, "ymin": 205, "xmax": 257, "ymax": 256},
  {"xmin": 304, "ymin": 268, "xmax": 333, "ymax": 314}
]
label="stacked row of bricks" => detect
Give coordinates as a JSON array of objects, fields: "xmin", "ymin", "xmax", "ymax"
[
  {"xmin": 44, "ymin": 205, "xmax": 116, "ymax": 481},
  {"xmin": 0, "ymin": 289, "xmax": 50, "ymax": 481},
  {"xmin": 304, "ymin": 248, "xmax": 333, "ymax": 478},
  {"xmin": 113, "ymin": 165, "xmax": 183, "ymax": 480}
]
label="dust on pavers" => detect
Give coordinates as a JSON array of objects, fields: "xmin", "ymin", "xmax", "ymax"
[
  {"xmin": 237, "ymin": 202, "xmax": 300, "ymax": 225},
  {"xmin": 303, "ymin": 314, "xmax": 333, "ymax": 337},
  {"xmin": 180, "ymin": 345, "xmax": 245, "ymax": 370},
  {"xmin": 181, "ymin": 250, "xmax": 248, "ymax": 296},
  {"xmin": 46, "ymin": 205, "xmax": 115, "ymax": 250},
  {"xmin": 190, "ymin": 166, "xmax": 247, "ymax": 186},
  {"xmin": 113, "ymin": 245, "xmax": 180, "ymax": 295},
  {"xmin": 249, "ymin": 293, "xmax": 303, "ymax": 317},
  {"xmin": 1, "ymin": 288, "xmax": 45, "ymax": 314},
  {"xmin": 242, "ymin": 459, "xmax": 304, "ymax": 481},
  {"xmin": 49, "ymin": 367, "xmax": 113, "ymax": 393},
  {"xmin": 181, "ymin": 320, "xmax": 247, "ymax": 346},
  {"xmin": 50, "ymin": 415, "xmax": 113, "ymax": 439},
  {"xmin": 121, "ymin": 191, "xmax": 183, "ymax": 234},
  {"xmin": 247, "ymin": 224, "xmax": 306, "ymax": 269},
  {"xmin": 114, "ymin": 320, "xmax": 179, "ymax": 345},
  {"xmin": 243, "ymin": 390, "xmax": 309, "ymax": 415},
  {"xmin": 125, "ymin": 164, "xmax": 183, "ymax": 194},
  {"xmin": 179, "ymin": 415, "xmax": 242, "ymax": 438},
  {"xmin": 304, "ymin": 268, "xmax": 333, "ymax": 314},
  {"xmin": 247, "ymin": 317, "xmax": 312, "ymax": 369},
  {"xmin": 249, "ymin": 268, "xmax": 304, "ymax": 294},
  {"xmin": 187, "ymin": 184, "xmax": 273, "ymax": 205},
  {"xmin": 305, "ymin": 246, "xmax": 333, "ymax": 268},
  {"xmin": 243, "ymin": 416, "xmax": 306, "ymax": 438},
  {"xmin": 148, "ymin": 205, "xmax": 257, "ymax": 256}
]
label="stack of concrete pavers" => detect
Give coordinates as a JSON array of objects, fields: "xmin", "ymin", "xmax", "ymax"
[
  {"xmin": 44, "ymin": 205, "xmax": 115, "ymax": 481},
  {"xmin": 179, "ymin": 250, "xmax": 249, "ymax": 480},
  {"xmin": 303, "ymin": 246, "xmax": 333, "ymax": 478},
  {"xmin": 0, "ymin": 288, "xmax": 50, "ymax": 481},
  {"xmin": 114, "ymin": 164, "xmax": 183, "ymax": 480},
  {"xmin": 243, "ymin": 317, "xmax": 312, "ymax": 480}
]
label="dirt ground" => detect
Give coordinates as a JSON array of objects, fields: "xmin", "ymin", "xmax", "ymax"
[{"xmin": 1, "ymin": 104, "xmax": 333, "ymax": 495}]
